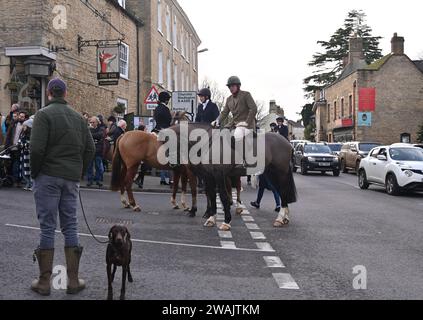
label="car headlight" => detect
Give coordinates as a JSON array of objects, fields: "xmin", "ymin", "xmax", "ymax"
[
  {"xmin": 333, "ymin": 157, "xmax": 339, "ymax": 163},
  {"xmin": 403, "ymin": 170, "xmax": 413, "ymax": 177},
  {"xmin": 308, "ymin": 157, "xmax": 316, "ymax": 162}
]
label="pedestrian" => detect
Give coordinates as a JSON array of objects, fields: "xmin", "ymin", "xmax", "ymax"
[
  {"xmin": 82, "ymin": 111, "xmax": 90, "ymax": 123},
  {"xmin": 213, "ymin": 76, "xmax": 258, "ymax": 172},
  {"xmin": 0, "ymin": 112, "xmax": 6, "ymax": 145},
  {"xmin": 86, "ymin": 116, "xmax": 105, "ymax": 188},
  {"xmin": 106, "ymin": 116, "xmax": 118, "ymax": 138},
  {"xmin": 250, "ymin": 174, "xmax": 281, "ymax": 212},
  {"xmin": 30, "ymin": 78, "xmax": 95, "ymax": 296},
  {"xmin": 5, "ymin": 103, "xmax": 20, "ymax": 132},
  {"xmin": 5, "ymin": 111, "xmax": 28, "ymax": 187},
  {"xmin": 135, "ymin": 124, "xmax": 150, "ymax": 189},
  {"xmin": 19, "ymin": 118, "xmax": 33, "ymax": 191},
  {"xmin": 110, "ymin": 119, "xmax": 127, "ymax": 142},
  {"xmin": 195, "ymin": 88, "xmax": 220, "ymax": 124},
  {"xmin": 153, "ymin": 91, "xmax": 172, "ymax": 185},
  {"xmin": 276, "ymin": 117, "xmax": 289, "ymax": 140},
  {"xmin": 270, "ymin": 122, "xmax": 277, "ymax": 133}
]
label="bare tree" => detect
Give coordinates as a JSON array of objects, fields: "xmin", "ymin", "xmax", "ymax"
[
  {"xmin": 255, "ymin": 100, "xmax": 268, "ymax": 123},
  {"xmin": 200, "ymin": 77, "xmax": 227, "ymax": 110}
]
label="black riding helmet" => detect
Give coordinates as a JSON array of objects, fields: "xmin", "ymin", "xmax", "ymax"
[
  {"xmin": 159, "ymin": 91, "xmax": 171, "ymax": 103},
  {"xmin": 198, "ymin": 88, "xmax": 211, "ymax": 99}
]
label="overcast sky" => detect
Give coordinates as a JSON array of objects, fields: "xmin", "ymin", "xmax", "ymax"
[{"xmin": 178, "ymin": 0, "xmax": 423, "ymax": 120}]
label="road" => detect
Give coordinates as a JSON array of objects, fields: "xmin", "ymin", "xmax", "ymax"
[{"xmin": 0, "ymin": 172, "xmax": 422, "ymax": 300}]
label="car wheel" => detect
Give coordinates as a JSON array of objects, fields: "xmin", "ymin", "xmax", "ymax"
[
  {"xmin": 355, "ymin": 161, "xmax": 361, "ymax": 174},
  {"xmin": 341, "ymin": 159, "xmax": 348, "ymax": 173},
  {"xmin": 300, "ymin": 161, "xmax": 308, "ymax": 175},
  {"xmin": 333, "ymin": 169, "xmax": 340, "ymax": 177},
  {"xmin": 386, "ymin": 174, "xmax": 401, "ymax": 196},
  {"xmin": 358, "ymin": 169, "xmax": 370, "ymax": 189},
  {"xmin": 321, "ymin": 171, "xmax": 326, "ymax": 175}
]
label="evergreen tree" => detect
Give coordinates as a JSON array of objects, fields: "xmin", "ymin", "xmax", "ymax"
[{"xmin": 304, "ymin": 10, "xmax": 383, "ymax": 96}]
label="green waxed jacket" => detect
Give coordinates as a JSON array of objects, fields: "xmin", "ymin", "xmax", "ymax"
[{"xmin": 30, "ymin": 98, "xmax": 95, "ymax": 182}]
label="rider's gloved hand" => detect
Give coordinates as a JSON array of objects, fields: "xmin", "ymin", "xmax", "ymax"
[
  {"xmin": 211, "ymin": 120, "xmax": 219, "ymax": 128},
  {"xmin": 236, "ymin": 122, "xmax": 248, "ymax": 128}
]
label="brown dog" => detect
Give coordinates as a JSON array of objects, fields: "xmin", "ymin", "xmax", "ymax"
[{"xmin": 107, "ymin": 225, "xmax": 133, "ymax": 300}]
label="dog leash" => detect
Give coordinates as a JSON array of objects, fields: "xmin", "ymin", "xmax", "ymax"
[{"xmin": 78, "ymin": 190, "xmax": 110, "ymax": 245}]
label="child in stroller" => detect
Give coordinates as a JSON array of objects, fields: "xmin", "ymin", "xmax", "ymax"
[{"xmin": 0, "ymin": 146, "xmax": 15, "ymax": 188}]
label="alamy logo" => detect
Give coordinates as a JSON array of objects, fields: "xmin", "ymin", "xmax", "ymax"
[
  {"xmin": 52, "ymin": 265, "xmax": 67, "ymax": 290},
  {"xmin": 53, "ymin": 5, "xmax": 67, "ymax": 30},
  {"xmin": 352, "ymin": 265, "xmax": 367, "ymax": 290}
]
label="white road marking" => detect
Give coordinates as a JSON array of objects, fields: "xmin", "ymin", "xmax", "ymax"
[
  {"xmin": 250, "ymin": 232, "xmax": 266, "ymax": 240},
  {"xmin": 4, "ymin": 224, "xmax": 274, "ymax": 253},
  {"xmin": 256, "ymin": 242, "xmax": 274, "ymax": 252},
  {"xmin": 242, "ymin": 210, "xmax": 251, "ymax": 215},
  {"xmin": 272, "ymin": 273, "xmax": 300, "ymax": 290},
  {"xmin": 245, "ymin": 223, "xmax": 260, "ymax": 230},
  {"xmin": 216, "ymin": 215, "xmax": 224, "ymax": 221},
  {"xmin": 264, "ymin": 256, "xmax": 285, "ymax": 268},
  {"xmin": 242, "ymin": 216, "xmax": 255, "ymax": 222},
  {"xmin": 82, "ymin": 189, "xmax": 207, "ymax": 197},
  {"xmin": 218, "ymin": 231, "xmax": 233, "ymax": 239},
  {"xmin": 220, "ymin": 241, "xmax": 236, "ymax": 249}
]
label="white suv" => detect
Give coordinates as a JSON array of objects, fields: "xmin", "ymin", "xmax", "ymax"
[{"xmin": 358, "ymin": 145, "xmax": 423, "ymax": 195}]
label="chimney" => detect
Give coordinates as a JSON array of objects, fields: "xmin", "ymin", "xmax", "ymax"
[
  {"xmin": 348, "ymin": 36, "xmax": 365, "ymax": 63},
  {"xmin": 391, "ymin": 33, "xmax": 404, "ymax": 55}
]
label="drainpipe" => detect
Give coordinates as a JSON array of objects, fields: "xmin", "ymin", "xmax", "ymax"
[
  {"xmin": 136, "ymin": 26, "xmax": 140, "ymax": 116},
  {"xmin": 353, "ymin": 80, "xmax": 357, "ymax": 140}
]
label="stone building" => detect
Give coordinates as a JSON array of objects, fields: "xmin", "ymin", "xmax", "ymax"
[
  {"xmin": 259, "ymin": 100, "xmax": 285, "ymax": 132},
  {"xmin": 126, "ymin": 0, "xmax": 201, "ymax": 116},
  {"xmin": 314, "ymin": 33, "xmax": 423, "ymax": 145},
  {"xmin": 0, "ymin": 0, "xmax": 201, "ymax": 119},
  {"xmin": 288, "ymin": 120, "xmax": 305, "ymax": 140},
  {"xmin": 0, "ymin": 0, "xmax": 142, "ymax": 117}
]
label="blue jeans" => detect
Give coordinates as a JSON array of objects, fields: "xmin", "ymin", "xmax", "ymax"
[
  {"xmin": 160, "ymin": 170, "xmax": 170, "ymax": 182},
  {"xmin": 256, "ymin": 175, "xmax": 281, "ymax": 208},
  {"xmin": 87, "ymin": 155, "xmax": 104, "ymax": 183},
  {"xmin": 33, "ymin": 174, "xmax": 80, "ymax": 249}
]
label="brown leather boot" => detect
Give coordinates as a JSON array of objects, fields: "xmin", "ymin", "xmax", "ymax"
[
  {"xmin": 64, "ymin": 246, "xmax": 86, "ymax": 294},
  {"xmin": 31, "ymin": 248, "xmax": 54, "ymax": 296}
]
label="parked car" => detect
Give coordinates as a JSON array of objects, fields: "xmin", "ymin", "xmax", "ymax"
[
  {"xmin": 293, "ymin": 142, "xmax": 340, "ymax": 176},
  {"xmin": 339, "ymin": 142, "xmax": 381, "ymax": 174},
  {"xmin": 391, "ymin": 143, "xmax": 423, "ymax": 150},
  {"xmin": 290, "ymin": 140, "xmax": 310, "ymax": 149},
  {"xmin": 327, "ymin": 143, "xmax": 343, "ymax": 156},
  {"xmin": 358, "ymin": 145, "xmax": 423, "ymax": 195}
]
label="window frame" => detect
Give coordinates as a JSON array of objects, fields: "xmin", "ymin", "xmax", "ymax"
[
  {"xmin": 119, "ymin": 42, "xmax": 129, "ymax": 79},
  {"xmin": 157, "ymin": 0, "xmax": 163, "ymax": 35}
]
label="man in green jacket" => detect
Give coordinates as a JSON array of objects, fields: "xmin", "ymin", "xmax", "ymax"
[{"xmin": 30, "ymin": 78, "xmax": 95, "ymax": 296}]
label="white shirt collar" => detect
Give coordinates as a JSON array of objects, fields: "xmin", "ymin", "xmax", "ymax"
[{"xmin": 202, "ymin": 100, "xmax": 210, "ymax": 109}]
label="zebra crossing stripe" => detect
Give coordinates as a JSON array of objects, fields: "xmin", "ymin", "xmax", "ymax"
[
  {"xmin": 272, "ymin": 273, "xmax": 300, "ymax": 290},
  {"xmin": 256, "ymin": 242, "xmax": 274, "ymax": 252},
  {"xmin": 250, "ymin": 232, "xmax": 266, "ymax": 240},
  {"xmin": 218, "ymin": 231, "xmax": 233, "ymax": 239},
  {"xmin": 264, "ymin": 256, "xmax": 285, "ymax": 268},
  {"xmin": 242, "ymin": 216, "xmax": 255, "ymax": 222},
  {"xmin": 245, "ymin": 223, "xmax": 260, "ymax": 230},
  {"xmin": 220, "ymin": 241, "xmax": 236, "ymax": 249},
  {"xmin": 216, "ymin": 214, "xmax": 224, "ymax": 221}
]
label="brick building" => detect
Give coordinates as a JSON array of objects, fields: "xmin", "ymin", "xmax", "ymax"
[
  {"xmin": 0, "ymin": 0, "xmax": 142, "ymax": 117},
  {"xmin": 126, "ymin": 0, "xmax": 201, "ymax": 116},
  {"xmin": 314, "ymin": 33, "xmax": 423, "ymax": 145},
  {"xmin": 0, "ymin": 0, "xmax": 201, "ymax": 119}
]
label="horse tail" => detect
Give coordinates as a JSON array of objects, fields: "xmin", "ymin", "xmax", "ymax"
[
  {"xmin": 281, "ymin": 164, "xmax": 297, "ymax": 204},
  {"xmin": 111, "ymin": 137, "xmax": 124, "ymax": 192}
]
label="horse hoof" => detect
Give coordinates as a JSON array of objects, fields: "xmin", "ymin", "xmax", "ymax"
[
  {"xmin": 204, "ymin": 217, "xmax": 216, "ymax": 227},
  {"xmin": 173, "ymin": 205, "xmax": 180, "ymax": 210},
  {"xmin": 219, "ymin": 223, "xmax": 231, "ymax": 231},
  {"xmin": 132, "ymin": 206, "xmax": 141, "ymax": 212},
  {"xmin": 186, "ymin": 212, "xmax": 196, "ymax": 218},
  {"xmin": 123, "ymin": 204, "xmax": 131, "ymax": 209},
  {"xmin": 283, "ymin": 218, "xmax": 290, "ymax": 225},
  {"xmin": 184, "ymin": 207, "xmax": 190, "ymax": 212},
  {"xmin": 235, "ymin": 208, "xmax": 244, "ymax": 215},
  {"xmin": 273, "ymin": 220, "xmax": 286, "ymax": 228}
]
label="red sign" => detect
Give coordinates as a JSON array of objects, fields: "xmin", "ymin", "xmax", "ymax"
[
  {"xmin": 359, "ymin": 88, "xmax": 376, "ymax": 111},
  {"xmin": 144, "ymin": 86, "xmax": 160, "ymax": 104},
  {"xmin": 342, "ymin": 118, "xmax": 353, "ymax": 127}
]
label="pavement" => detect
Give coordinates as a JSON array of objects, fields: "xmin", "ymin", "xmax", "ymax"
[{"xmin": 0, "ymin": 171, "xmax": 422, "ymax": 300}]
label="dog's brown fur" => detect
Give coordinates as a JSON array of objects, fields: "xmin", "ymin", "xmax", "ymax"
[{"xmin": 106, "ymin": 225, "xmax": 133, "ymax": 300}]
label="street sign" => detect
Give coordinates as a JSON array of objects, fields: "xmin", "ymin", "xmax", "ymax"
[
  {"xmin": 144, "ymin": 86, "xmax": 160, "ymax": 110},
  {"xmin": 172, "ymin": 91, "xmax": 197, "ymax": 112},
  {"xmin": 358, "ymin": 112, "xmax": 372, "ymax": 127},
  {"xmin": 97, "ymin": 46, "xmax": 120, "ymax": 86}
]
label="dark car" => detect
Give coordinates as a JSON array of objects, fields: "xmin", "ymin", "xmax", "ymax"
[
  {"xmin": 339, "ymin": 142, "xmax": 381, "ymax": 174},
  {"xmin": 293, "ymin": 142, "xmax": 341, "ymax": 176},
  {"xmin": 327, "ymin": 143, "xmax": 343, "ymax": 156}
]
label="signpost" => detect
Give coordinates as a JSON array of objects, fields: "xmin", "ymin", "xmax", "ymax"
[
  {"xmin": 172, "ymin": 91, "xmax": 197, "ymax": 113},
  {"xmin": 144, "ymin": 86, "xmax": 160, "ymax": 110}
]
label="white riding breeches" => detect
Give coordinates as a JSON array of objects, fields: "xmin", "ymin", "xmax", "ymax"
[{"xmin": 234, "ymin": 126, "xmax": 251, "ymax": 141}]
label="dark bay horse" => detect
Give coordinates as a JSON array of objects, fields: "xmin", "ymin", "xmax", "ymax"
[
  {"xmin": 162, "ymin": 123, "xmax": 297, "ymax": 231},
  {"xmin": 110, "ymin": 131, "xmax": 198, "ymax": 215}
]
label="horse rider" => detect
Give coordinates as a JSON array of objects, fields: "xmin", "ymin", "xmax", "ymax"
[
  {"xmin": 276, "ymin": 116, "xmax": 289, "ymax": 141},
  {"xmin": 153, "ymin": 91, "xmax": 172, "ymax": 133},
  {"xmin": 195, "ymin": 88, "xmax": 220, "ymax": 124},
  {"xmin": 212, "ymin": 76, "xmax": 258, "ymax": 173}
]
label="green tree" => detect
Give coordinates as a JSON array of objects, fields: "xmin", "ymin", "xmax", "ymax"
[
  {"xmin": 417, "ymin": 124, "xmax": 423, "ymax": 143},
  {"xmin": 300, "ymin": 103, "xmax": 314, "ymax": 128},
  {"xmin": 304, "ymin": 10, "xmax": 383, "ymax": 96}
]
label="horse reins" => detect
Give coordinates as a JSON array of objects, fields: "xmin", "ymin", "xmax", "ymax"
[{"xmin": 78, "ymin": 190, "xmax": 110, "ymax": 244}]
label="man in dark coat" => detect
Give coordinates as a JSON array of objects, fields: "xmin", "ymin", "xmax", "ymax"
[
  {"xmin": 153, "ymin": 91, "xmax": 172, "ymax": 133},
  {"xmin": 87, "ymin": 116, "xmax": 105, "ymax": 187},
  {"xmin": 195, "ymin": 88, "xmax": 220, "ymax": 124},
  {"xmin": 276, "ymin": 117, "xmax": 289, "ymax": 141},
  {"xmin": 30, "ymin": 78, "xmax": 95, "ymax": 296}
]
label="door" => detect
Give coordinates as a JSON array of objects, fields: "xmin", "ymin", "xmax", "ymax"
[
  {"xmin": 373, "ymin": 148, "xmax": 388, "ymax": 184},
  {"xmin": 366, "ymin": 148, "xmax": 380, "ymax": 181}
]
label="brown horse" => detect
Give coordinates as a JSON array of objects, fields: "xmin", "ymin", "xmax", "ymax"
[{"xmin": 110, "ymin": 131, "xmax": 198, "ymax": 215}]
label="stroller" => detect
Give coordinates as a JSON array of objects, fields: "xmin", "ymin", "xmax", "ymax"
[{"xmin": 0, "ymin": 145, "xmax": 15, "ymax": 188}]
